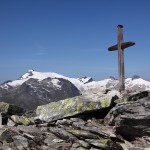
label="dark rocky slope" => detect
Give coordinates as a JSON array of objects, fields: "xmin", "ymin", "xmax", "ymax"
[{"xmin": 0, "ymin": 77, "xmax": 80, "ymax": 110}]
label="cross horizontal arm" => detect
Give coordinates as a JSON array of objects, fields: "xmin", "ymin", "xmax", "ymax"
[{"xmin": 108, "ymin": 41, "xmax": 135, "ymax": 51}]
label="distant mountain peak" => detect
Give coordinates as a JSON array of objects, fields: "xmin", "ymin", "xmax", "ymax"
[
  {"xmin": 1, "ymin": 70, "xmax": 93, "ymax": 91},
  {"xmin": 77, "ymin": 76, "xmax": 93, "ymax": 84},
  {"xmin": 132, "ymin": 75, "xmax": 141, "ymax": 80},
  {"xmin": 19, "ymin": 70, "xmax": 34, "ymax": 80}
]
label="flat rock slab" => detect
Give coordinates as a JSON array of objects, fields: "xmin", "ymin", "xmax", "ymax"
[{"xmin": 36, "ymin": 92, "xmax": 118, "ymax": 122}]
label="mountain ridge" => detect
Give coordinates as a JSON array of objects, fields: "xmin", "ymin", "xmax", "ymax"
[
  {"xmin": 0, "ymin": 70, "xmax": 150, "ymax": 110},
  {"xmin": 1, "ymin": 70, "xmax": 150, "ymax": 92}
]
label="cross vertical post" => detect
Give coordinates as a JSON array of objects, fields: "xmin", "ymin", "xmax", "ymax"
[
  {"xmin": 117, "ymin": 25, "xmax": 125, "ymax": 92},
  {"xmin": 108, "ymin": 25, "xmax": 135, "ymax": 93}
]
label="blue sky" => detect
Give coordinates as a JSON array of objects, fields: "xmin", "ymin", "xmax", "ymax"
[{"xmin": 0, "ymin": 0, "xmax": 150, "ymax": 83}]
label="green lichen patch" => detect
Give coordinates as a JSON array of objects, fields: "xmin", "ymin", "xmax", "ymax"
[
  {"xmin": 98, "ymin": 139, "xmax": 123, "ymax": 150},
  {"xmin": 3, "ymin": 140, "xmax": 9, "ymax": 146},
  {"xmin": 0, "ymin": 102, "xmax": 9, "ymax": 113},
  {"xmin": 11, "ymin": 115, "xmax": 30, "ymax": 126},
  {"xmin": 98, "ymin": 139, "xmax": 110, "ymax": 144},
  {"xmin": 76, "ymin": 102, "xmax": 84, "ymax": 111},
  {"xmin": 100, "ymin": 99, "xmax": 111, "ymax": 108},
  {"xmin": 20, "ymin": 116, "xmax": 30, "ymax": 126},
  {"xmin": 64, "ymin": 98, "xmax": 70, "ymax": 104}
]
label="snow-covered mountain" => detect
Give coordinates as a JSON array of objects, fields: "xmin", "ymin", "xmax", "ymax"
[
  {"xmin": 81, "ymin": 77, "xmax": 150, "ymax": 95},
  {"xmin": 0, "ymin": 70, "xmax": 150, "ymax": 110},
  {"xmin": 1, "ymin": 70, "xmax": 150, "ymax": 93},
  {"xmin": 125, "ymin": 77, "xmax": 150, "ymax": 91},
  {"xmin": 1, "ymin": 70, "xmax": 93, "ymax": 91}
]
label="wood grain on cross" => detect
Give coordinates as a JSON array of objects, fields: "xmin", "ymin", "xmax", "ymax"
[{"xmin": 108, "ymin": 25, "xmax": 135, "ymax": 92}]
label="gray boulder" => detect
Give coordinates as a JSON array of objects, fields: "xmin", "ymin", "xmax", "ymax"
[
  {"xmin": 104, "ymin": 91, "xmax": 150, "ymax": 147},
  {"xmin": 0, "ymin": 101, "xmax": 24, "ymax": 116},
  {"xmin": 0, "ymin": 101, "xmax": 24, "ymax": 125},
  {"xmin": 36, "ymin": 91, "xmax": 118, "ymax": 122}
]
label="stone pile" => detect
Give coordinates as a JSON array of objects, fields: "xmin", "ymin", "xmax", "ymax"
[{"xmin": 0, "ymin": 90, "xmax": 149, "ymax": 150}]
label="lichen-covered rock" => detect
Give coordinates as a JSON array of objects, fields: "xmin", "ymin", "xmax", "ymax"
[
  {"xmin": 11, "ymin": 115, "xmax": 31, "ymax": 126},
  {"xmin": 36, "ymin": 92, "xmax": 118, "ymax": 122},
  {"xmin": 0, "ymin": 101, "xmax": 24, "ymax": 115}
]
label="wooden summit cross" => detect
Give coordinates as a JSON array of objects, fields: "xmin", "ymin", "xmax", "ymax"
[{"xmin": 108, "ymin": 25, "xmax": 135, "ymax": 92}]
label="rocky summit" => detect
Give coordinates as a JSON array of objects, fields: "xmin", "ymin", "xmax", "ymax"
[
  {"xmin": 0, "ymin": 71, "xmax": 150, "ymax": 149},
  {"xmin": 0, "ymin": 90, "xmax": 149, "ymax": 149}
]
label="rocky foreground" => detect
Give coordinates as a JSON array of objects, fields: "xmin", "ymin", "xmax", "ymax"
[{"xmin": 0, "ymin": 90, "xmax": 149, "ymax": 150}]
